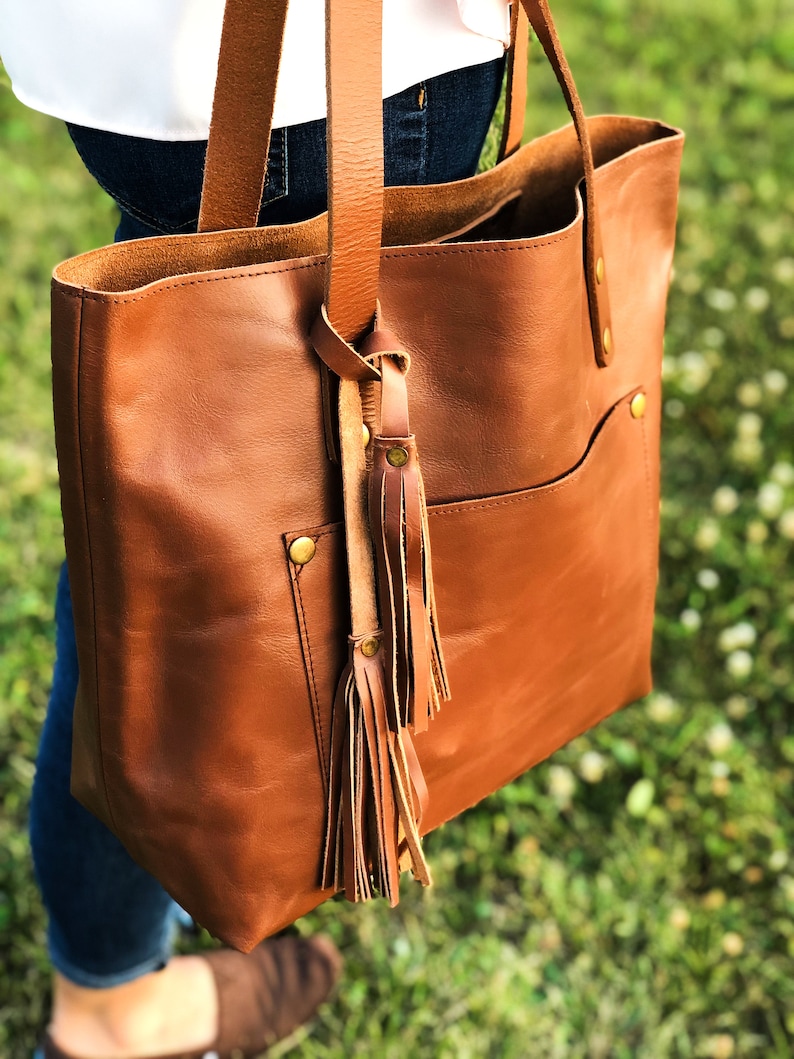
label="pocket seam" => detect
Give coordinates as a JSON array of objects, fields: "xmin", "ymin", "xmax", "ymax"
[
  {"xmin": 284, "ymin": 526, "xmax": 342, "ymax": 791},
  {"xmin": 292, "ymin": 569, "xmax": 327, "ymax": 784},
  {"xmin": 428, "ymin": 392, "xmax": 640, "ymax": 519}
]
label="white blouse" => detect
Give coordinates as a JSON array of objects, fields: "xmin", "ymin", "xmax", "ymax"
[{"xmin": 0, "ymin": 0, "xmax": 510, "ymax": 140}]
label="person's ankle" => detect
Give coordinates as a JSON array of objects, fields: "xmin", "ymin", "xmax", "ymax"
[{"xmin": 49, "ymin": 957, "xmax": 218, "ymax": 1059}]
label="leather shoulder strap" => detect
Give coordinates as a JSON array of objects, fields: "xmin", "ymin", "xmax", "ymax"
[
  {"xmin": 199, "ymin": 0, "xmax": 613, "ymax": 365},
  {"xmin": 198, "ymin": 0, "xmax": 289, "ymax": 233},
  {"xmin": 498, "ymin": 2, "xmax": 529, "ymax": 162},
  {"xmin": 324, "ymin": 0, "xmax": 384, "ymax": 342}
]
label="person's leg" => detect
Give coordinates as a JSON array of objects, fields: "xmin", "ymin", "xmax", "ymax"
[
  {"xmin": 32, "ymin": 57, "xmax": 504, "ymax": 1058},
  {"xmin": 29, "ymin": 564, "xmax": 223, "ymax": 1057}
]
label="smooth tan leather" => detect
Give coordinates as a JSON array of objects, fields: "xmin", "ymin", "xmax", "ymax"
[{"xmin": 50, "ymin": 0, "xmax": 684, "ymax": 949}]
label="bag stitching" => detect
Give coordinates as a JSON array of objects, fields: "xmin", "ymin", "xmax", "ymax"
[
  {"xmin": 429, "ymin": 402, "xmax": 630, "ymax": 517},
  {"xmin": 291, "ymin": 562, "xmax": 329, "ymax": 788},
  {"xmin": 53, "ymin": 230, "xmax": 579, "ymax": 304},
  {"xmin": 76, "ymin": 294, "xmax": 120, "ymax": 833},
  {"xmin": 53, "ymin": 133, "xmax": 683, "ymax": 301},
  {"xmin": 291, "ymin": 396, "xmax": 631, "ymax": 538},
  {"xmin": 638, "ymin": 410, "xmax": 657, "ymax": 651}
]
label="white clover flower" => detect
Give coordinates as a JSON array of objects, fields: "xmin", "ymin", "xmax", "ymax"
[
  {"xmin": 702, "ymin": 326, "xmax": 726, "ymax": 348},
  {"xmin": 678, "ymin": 351, "xmax": 712, "ymax": 393},
  {"xmin": 710, "ymin": 760, "xmax": 730, "ymax": 778},
  {"xmin": 548, "ymin": 765, "xmax": 576, "ymax": 806},
  {"xmin": 677, "ymin": 272, "xmax": 702, "ymax": 294},
  {"xmin": 744, "ymin": 287, "xmax": 771, "ymax": 313},
  {"xmin": 712, "ymin": 486, "xmax": 740, "ymax": 515},
  {"xmin": 769, "ymin": 850, "xmax": 788, "ymax": 872},
  {"xmin": 778, "ymin": 509, "xmax": 794, "ymax": 540},
  {"xmin": 722, "ymin": 932, "xmax": 745, "ymax": 957},
  {"xmin": 763, "ymin": 370, "xmax": 788, "ymax": 396},
  {"xmin": 626, "ymin": 778, "xmax": 655, "ymax": 818},
  {"xmin": 697, "ymin": 568, "xmax": 720, "ymax": 590},
  {"xmin": 718, "ymin": 622, "xmax": 757, "ymax": 653},
  {"xmin": 726, "ymin": 650, "xmax": 753, "ymax": 680},
  {"xmin": 706, "ymin": 289, "xmax": 737, "ymax": 312},
  {"xmin": 725, "ymin": 695, "xmax": 750, "ymax": 719},
  {"xmin": 669, "ymin": 907, "xmax": 691, "ymax": 931},
  {"xmin": 661, "ymin": 355, "xmax": 678, "ymax": 379},
  {"xmin": 648, "ymin": 692, "xmax": 678, "ymax": 723},
  {"xmin": 680, "ymin": 609, "xmax": 702, "ymax": 632},
  {"xmin": 695, "ymin": 519, "xmax": 721, "ymax": 551},
  {"xmin": 731, "ymin": 437, "xmax": 764, "ymax": 466},
  {"xmin": 665, "ymin": 399, "xmax": 685, "ymax": 419},
  {"xmin": 736, "ymin": 380, "xmax": 763, "ymax": 407},
  {"xmin": 706, "ymin": 722, "xmax": 734, "ymax": 756},
  {"xmin": 706, "ymin": 1033, "xmax": 736, "ymax": 1059},
  {"xmin": 757, "ymin": 481, "xmax": 785, "ymax": 518},
  {"xmin": 579, "ymin": 751, "xmax": 607, "ymax": 784},
  {"xmin": 773, "ymin": 257, "xmax": 794, "ymax": 284},
  {"xmin": 746, "ymin": 523, "xmax": 768, "ymax": 548},
  {"xmin": 771, "ymin": 461, "xmax": 794, "ymax": 486},
  {"xmin": 737, "ymin": 412, "xmax": 762, "ymax": 440}
]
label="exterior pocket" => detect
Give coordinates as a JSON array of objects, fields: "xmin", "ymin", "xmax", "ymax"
[{"xmin": 284, "ymin": 389, "xmax": 658, "ymax": 821}]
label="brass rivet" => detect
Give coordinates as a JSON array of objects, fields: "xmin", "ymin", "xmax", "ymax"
[
  {"xmin": 289, "ymin": 536, "xmax": 316, "ymax": 566},
  {"xmin": 362, "ymin": 423, "xmax": 371, "ymax": 447},
  {"xmin": 361, "ymin": 637, "xmax": 380, "ymax": 657},
  {"xmin": 386, "ymin": 446, "xmax": 409, "ymax": 468},
  {"xmin": 603, "ymin": 327, "xmax": 613, "ymax": 356},
  {"xmin": 596, "ymin": 257, "xmax": 605, "ymax": 285},
  {"xmin": 630, "ymin": 392, "xmax": 647, "ymax": 419}
]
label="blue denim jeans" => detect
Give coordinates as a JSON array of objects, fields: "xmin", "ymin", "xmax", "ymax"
[{"xmin": 29, "ymin": 57, "xmax": 504, "ymax": 988}]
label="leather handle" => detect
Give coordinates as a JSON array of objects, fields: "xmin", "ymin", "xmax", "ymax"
[
  {"xmin": 324, "ymin": 0, "xmax": 384, "ymax": 343},
  {"xmin": 197, "ymin": 0, "xmax": 289, "ymax": 233},
  {"xmin": 519, "ymin": 0, "xmax": 613, "ymax": 365},
  {"xmin": 199, "ymin": 0, "xmax": 613, "ymax": 364},
  {"xmin": 498, "ymin": 2, "xmax": 529, "ymax": 162}
]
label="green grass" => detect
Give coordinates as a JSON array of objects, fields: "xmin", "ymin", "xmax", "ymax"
[{"xmin": 1, "ymin": 0, "xmax": 793, "ymax": 1055}]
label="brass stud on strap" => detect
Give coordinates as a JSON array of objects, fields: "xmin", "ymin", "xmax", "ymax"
[
  {"xmin": 603, "ymin": 327, "xmax": 613, "ymax": 356},
  {"xmin": 361, "ymin": 637, "xmax": 381, "ymax": 657},
  {"xmin": 362, "ymin": 423, "xmax": 371, "ymax": 447},
  {"xmin": 630, "ymin": 392, "xmax": 647, "ymax": 420},
  {"xmin": 386, "ymin": 445, "xmax": 409, "ymax": 468},
  {"xmin": 596, "ymin": 257, "xmax": 605, "ymax": 285},
  {"xmin": 289, "ymin": 536, "xmax": 316, "ymax": 566}
]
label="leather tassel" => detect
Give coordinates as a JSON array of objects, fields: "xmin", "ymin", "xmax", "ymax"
[
  {"xmin": 322, "ymin": 633, "xmax": 432, "ymax": 903},
  {"xmin": 370, "ymin": 428, "xmax": 450, "ymax": 735}
]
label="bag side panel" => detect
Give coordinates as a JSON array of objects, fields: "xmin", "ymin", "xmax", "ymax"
[{"xmin": 51, "ymin": 288, "xmax": 116, "ymax": 832}]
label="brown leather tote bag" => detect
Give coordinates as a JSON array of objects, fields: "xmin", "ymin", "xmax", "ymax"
[{"xmin": 50, "ymin": 0, "xmax": 684, "ymax": 950}]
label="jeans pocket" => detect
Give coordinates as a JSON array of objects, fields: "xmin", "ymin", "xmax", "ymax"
[{"xmin": 67, "ymin": 124, "xmax": 288, "ymax": 236}]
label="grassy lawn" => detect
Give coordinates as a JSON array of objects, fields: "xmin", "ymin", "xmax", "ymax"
[{"xmin": 1, "ymin": 0, "xmax": 793, "ymax": 1055}]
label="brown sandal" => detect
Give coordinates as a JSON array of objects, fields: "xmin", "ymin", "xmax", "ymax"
[{"xmin": 42, "ymin": 934, "xmax": 343, "ymax": 1059}]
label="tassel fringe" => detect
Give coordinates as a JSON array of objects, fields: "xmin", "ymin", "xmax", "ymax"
[
  {"xmin": 370, "ymin": 433, "xmax": 450, "ymax": 734},
  {"xmin": 322, "ymin": 635, "xmax": 431, "ymax": 902},
  {"xmin": 321, "ymin": 342, "xmax": 447, "ymax": 905}
]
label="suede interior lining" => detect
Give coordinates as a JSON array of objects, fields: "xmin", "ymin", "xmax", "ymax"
[{"xmin": 53, "ymin": 117, "xmax": 678, "ymax": 296}]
